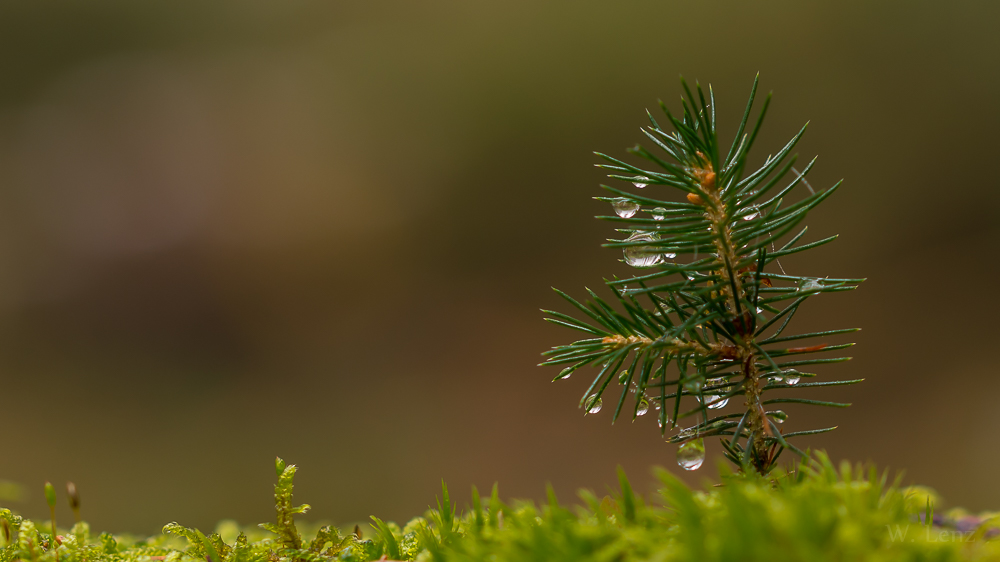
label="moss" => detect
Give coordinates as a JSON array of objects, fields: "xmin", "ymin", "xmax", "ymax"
[{"xmin": 2, "ymin": 454, "xmax": 998, "ymax": 562}]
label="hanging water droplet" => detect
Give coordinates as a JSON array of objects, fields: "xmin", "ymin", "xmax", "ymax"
[
  {"xmin": 743, "ymin": 210, "xmax": 759, "ymax": 221},
  {"xmin": 783, "ymin": 372, "xmax": 801, "ymax": 385},
  {"xmin": 703, "ymin": 378, "xmax": 729, "ymax": 409},
  {"xmin": 770, "ymin": 410, "xmax": 787, "ymax": 424},
  {"xmin": 623, "ymin": 232, "xmax": 663, "ymax": 268},
  {"xmin": 651, "ymin": 207, "xmax": 668, "ymax": 221},
  {"xmin": 706, "ymin": 396, "xmax": 728, "ymax": 409},
  {"xmin": 618, "ymin": 370, "xmax": 630, "ymax": 384},
  {"xmin": 612, "ymin": 198, "xmax": 640, "ymax": 218},
  {"xmin": 677, "ymin": 439, "xmax": 706, "ymax": 471},
  {"xmin": 662, "ymin": 251, "xmax": 677, "ymax": 259},
  {"xmin": 585, "ymin": 395, "xmax": 603, "ymax": 414},
  {"xmin": 636, "ymin": 397, "xmax": 649, "ymax": 416},
  {"xmin": 632, "ymin": 176, "xmax": 650, "ymax": 188}
]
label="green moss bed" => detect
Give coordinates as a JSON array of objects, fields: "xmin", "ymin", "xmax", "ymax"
[{"xmin": 2, "ymin": 454, "xmax": 998, "ymax": 562}]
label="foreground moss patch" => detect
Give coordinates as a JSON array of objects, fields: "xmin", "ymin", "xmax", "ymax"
[{"xmin": 2, "ymin": 454, "xmax": 997, "ymax": 562}]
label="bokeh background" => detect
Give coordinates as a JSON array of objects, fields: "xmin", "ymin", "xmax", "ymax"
[{"xmin": 2, "ymin": 0, "xmax": 999, "ymax": 534}]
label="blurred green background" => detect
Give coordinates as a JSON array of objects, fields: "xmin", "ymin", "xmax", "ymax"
[{"xmin": 1, "ymin": 0, "xmax": 998, "ymax": 535}]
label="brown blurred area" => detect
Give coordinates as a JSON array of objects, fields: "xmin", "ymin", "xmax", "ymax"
[{"xmin": 1, "ymin": 0, "xmax": 999, "ymax": 534}]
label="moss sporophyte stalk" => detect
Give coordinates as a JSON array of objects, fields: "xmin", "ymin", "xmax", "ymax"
[{"xmin": 541, "ymin": 75, "xmax": 863, "ymax": 475}]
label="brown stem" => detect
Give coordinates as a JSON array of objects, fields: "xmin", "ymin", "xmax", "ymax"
[{"xmin": 693, "ymin": 156, "xmax": 769, "ymax": 473}]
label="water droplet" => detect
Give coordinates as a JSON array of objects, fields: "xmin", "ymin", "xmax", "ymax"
[
  {"xmin": 799, "ymin": 278, "xmax": 823, "ymax": 292},
  {"xmin": 632, "ymin": 176, "xmax": 650, "ymax": 188},
  {"xmin": 743, "ymin": 210, "xmax": 759, "ymax": 221},
  {"xmin": 770, "ymin": 410, "xmax": 787, "ymax": 424},
  {"xmin": 636, "ymin": 397, "xmax": 649, "ymax": 416},
  {"xmin": 783, "ymin": 372, "xmax": 801, "ymax": 385},
  {"xmin": 618, "ymin": 370, "xmax": 630, "ymax": 384},
  {"xmin": 662, "ymin": 251, "xmax": 677, "ymax": 259},
  {"xmin": 706, "ymin": 397, "xmax": 728, "ymax": 409},
  {"xmin": 651, "ymin": 207, "xmax": 668, "ymax": 221},
  {"xmin": 677, "ymin": 439, "xmax": 706, "ymax": 471},
  {"xmin": 703, "ymin": 378, "xmax": 729, "ymax": 409},
  {"xmin": 623, "ymin": 232, "xmax": 663, "ymax": 268},
  {"xmin": 683, "ymin": 378, "xmax": 704, "ymax": 394},
  {"xmin": 585, "ymin": 395, "xmax": 603, "ymax": 414},
  {"xmin": 612, "ymin": 198, "xmax": 640, "ymax": 218}
]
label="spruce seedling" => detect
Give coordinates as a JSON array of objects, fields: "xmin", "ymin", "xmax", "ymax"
[{"xmin": 541, "ymin": 76, "xmax": 863, "ymax": 475}]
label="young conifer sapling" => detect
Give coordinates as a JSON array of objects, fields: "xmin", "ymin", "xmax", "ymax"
[{"xmin": 541, "ymin": 76, "xmax": 863, "ymax": 475}]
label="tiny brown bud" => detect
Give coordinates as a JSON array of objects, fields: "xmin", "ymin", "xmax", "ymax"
[
  {"xmin": 700, "ymin": 171, "xmax": 716, "ymax": 191},
  {"xmin": 717, "ymin": 345, "xmax": 740, "ymax": 360},
  {"xmin": 687, "ymin": 193, "xmax": 704, "ymax": 205}
]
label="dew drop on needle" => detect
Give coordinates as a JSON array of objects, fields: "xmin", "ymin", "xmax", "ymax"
[
  {"xmin": 800, "ymin": 279, "xmax": 823, "ymax": 292},
  {"xmin": 623, "ymin": 232, "xmax": 663, "ymax": 268},
  {"xmin": 677, "ymin": 438, "xmax": 705, "ymax": 471},
  {"xmin": 585, "ymin": 395, "xmax": 603, "ymax": 414},
  {"xmin": 612, "ymin": 198, "xmax": 640, "ymax": 218},
  {"xmin": 704, "ymin": 378, "xmax": 729, "ymax": 409},
  {"xmin": 636, "ymin": 397, "xmax": 649, "ymax": 416}
]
